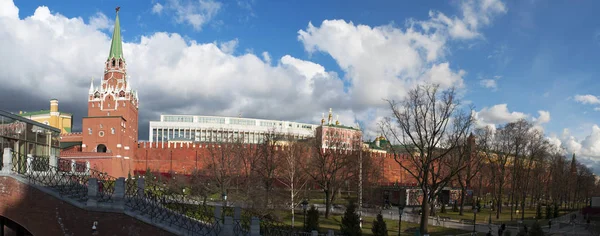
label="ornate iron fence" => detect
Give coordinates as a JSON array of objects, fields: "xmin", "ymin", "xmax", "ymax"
[{"xmin": 124, "ymin": 179, "xmax": 221, "ymax": 235}]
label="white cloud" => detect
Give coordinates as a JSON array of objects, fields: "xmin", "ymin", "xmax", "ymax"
[
  {"xmin": 152, "ymin": 0, "xmax": 222, "ymax": 31},
  {"xmin": 218, "ymin": 38, "xmax": 238, "ymax": 54},
  {"xmin": 0, "ymin": 0, "xmax": 506, "ymax": 139},
  {"xmin": 554, "ymin": 125, "xmax": 600, "ymax": 165},
  {"xmin": 474, "ymin": 104, "xmax": 528, "ymax": 129},
  {"xmin": 574, "ymin": 94, "xmax": 600, "ymax": 105},
  {"xmin": 89, "ymin": 12, "xmax": 112, "ymax": 30},
  {"xmin": 152, "ymin": 3, "xmax": 164, "ymax": 14},
  {"xmin": 479, "ymin": 79, "xmax": 497, "ymax": 89}
]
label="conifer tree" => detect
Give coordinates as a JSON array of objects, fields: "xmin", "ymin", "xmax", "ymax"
[
  {"xmin": 306, "ymin": 206, "xmax": 320, "ymax": 232},
  {"xmin": 529, "ymin": 221, "xmax": 545, "ymax": 236},
  {"xmin": 371, "ymin": 213, "xmax": 388, "ymax": 236},
  {"xmin": 546, "ymin": 205, "xmax": 553, "ymax": 219},
  {"xmin": 536, "ymin": 204, "xmax": 542, "ymax": 219},
  {"xmin": 341, "ymin": 201, "xmax": 362, "ymax": 236}
]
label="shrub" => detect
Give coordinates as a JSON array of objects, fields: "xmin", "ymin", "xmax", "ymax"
[
  {"xmin": 306, "ymin": 206, "xmax": 320, "ymax": 231},
  {"xmin": 341, "ymin": 201, "xmax": 362, "ymax": 236},
  {"xmin": 371, "ymin": 213, "xmax": 388, "ymax": 236}
]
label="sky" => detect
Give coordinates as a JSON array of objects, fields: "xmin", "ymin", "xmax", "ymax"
[{"xmin": 2, "ymin": 0, "xmax": 600, "ymax": 171}]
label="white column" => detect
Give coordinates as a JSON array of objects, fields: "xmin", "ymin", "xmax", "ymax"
[
  {"xmin": 26, "ymin": 154, "xmax": 33, "ymax": 174},
  {"xmin": 2, "ymin": 148, "xmax": 13, "ymax": 173},
  {"xmin": 149, "ymin": 127, "xmax": 153, "ymax": 143}
]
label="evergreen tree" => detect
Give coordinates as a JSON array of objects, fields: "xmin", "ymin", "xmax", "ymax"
[
  {"xmin": 441, "ymin": 204, "xmax": 447, "ymax": 213},
  {"xmin": 306, "ymin": 206, "xmax": 320, "ymax": 232},
  {"xmin": 371, "ymin": 213, "xmax": 388, "ymax": 236},
  {"xmin": 341, "ymin": 201, "xmax": 362, "ymax": 236},
  {"xmin": 546, "ymin": 205, "xmax": 553, "ymax": 219},
  {"xmin": 452, "ymin": 201, "xmax": 459, "ymax": 212},
  {"xmin": 536, "ymin": 204, "xmax": 542, "ymax": 219},
  {"xmin": 529, "ymin": 221, "xmax": 545, "ymax": 236},
  {"xmin": 553, "ymin": 204, "xmax": 559, "ymax": 218}
]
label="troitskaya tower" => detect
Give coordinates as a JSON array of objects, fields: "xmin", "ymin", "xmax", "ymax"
[{"xmin": 82, "ymin": 7, "xmax": 139, "ymax": 171}]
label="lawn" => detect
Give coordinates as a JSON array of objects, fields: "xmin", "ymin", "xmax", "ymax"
[
  {"xmin": 280, "ymin": 212, "xmax": 477, "ymax": 236},
  {"xmin": 436, "ymin": 207, "xmax": 565, "ymax": 227}
]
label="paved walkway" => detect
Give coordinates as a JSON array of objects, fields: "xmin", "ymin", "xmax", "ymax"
[{"xmin": 374, "ymin": 209, "xmax": 595, "ymax": 236}]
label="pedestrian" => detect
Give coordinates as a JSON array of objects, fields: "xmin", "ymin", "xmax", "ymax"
[
  {"xmin": 498, "ymin": 228, "xmax": 503, "ymax": 236},
  {"xmin": 486, "ymin": 230, "xmax": 492, "ymax": 236},
  {"xmin": 549, "ymin": 219, "xmax": 552, "ymax": 229},
  {"xmin": 587, "ymin": 218, "xmax": 591, "ymax": 229},
  {"xmin": 523, "ymin": 225, "xmax": 528, "ymax": 234}
]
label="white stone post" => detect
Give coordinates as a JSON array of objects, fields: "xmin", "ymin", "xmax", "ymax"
[
  {"xmin": 311, "ymin": 230, "xmax": 319, "ymax": 236},
  {"xmin": 1, "ymin": 148, "xmax": 13, "ymax": 173},
  {"xmin": 114, "ymin": 177, "xmax": 125, "ymax": 210},
  {"xmin": 49, "ymin": 155, "xmax": 57, "ymax": 171},
  {"xmin": 214, "ymin": 205, "xmax": 222, "ymax": 224},
  {"xmin": 221, "ymin": 216, "xmax": 233, "ymax": 236},
  {"xmin": 250, "ymin": 217, "xmax": 260, "ymax": 236},
  {"xmin": 87, "ymin": 178, "xmax": 98, "ymax": 208},
  {"xmin": 137, "ymin": 177, "xmax": 145, "ymax": 197},
  {"xmin": 26, "ymin": 154, "xmax": 33, "ymax": 175},
  {"xmin": 85, "ymin": 161, "xmax": 91, "ymax": 174},
  {"xmin": 70, "ymin": 160, "xmax": 76, "ymax": 173}
]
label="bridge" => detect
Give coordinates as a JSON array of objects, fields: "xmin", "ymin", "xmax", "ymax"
[{"xmin": 0, "ymin": 148, "xmax": 270, "ymax": 236}]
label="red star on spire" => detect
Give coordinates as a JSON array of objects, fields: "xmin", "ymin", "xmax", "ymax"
[{"xmin": 116, "ymin": 6, "xmax": 120, "ymax": 12}]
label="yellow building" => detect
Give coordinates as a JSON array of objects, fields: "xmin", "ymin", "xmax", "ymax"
[{"xmin": 18, "ymin": 99, "xmax": 73, "ymax": 134}]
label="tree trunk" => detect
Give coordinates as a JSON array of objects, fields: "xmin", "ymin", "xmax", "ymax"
[
  {"xmin": 420, "ymin": 199, "xmax": 430, "ymax": 234},
  {"xmin": 497, "ymin": 181, "xmax": 503, "ymax": 219},
  {"xmin": 324, "ymin": 189, "xmax": 331, "ymax": 218},
  {"xmin": 459, "ymin": 185, "xmax": 466, "ymax": 215}
]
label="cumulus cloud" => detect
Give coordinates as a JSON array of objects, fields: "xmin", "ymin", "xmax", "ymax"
[
  {"xmin": 551, "ymin": 126, "xmax": 600, "ymax": 166},
  {"xmin": 473, "ymin": 104, "xmax": 528, "ymax": 129},
  {"xmin": 574, "ymin": 94, "xmax": 600, "ymax": 105},
  {"xmin": 479, "ymin": 79, "xmax": 497, "ymax": 90},
  {"xmin": 0, "ymin": 0, "xmax": 507, "ymax": 140},
  {"xmin": 152, "ymin": 0, "xmax": 221, "ymax": 31},
  {"xmin": 152, "ymin": 3, "xmax": 164, "ymax": 14}
]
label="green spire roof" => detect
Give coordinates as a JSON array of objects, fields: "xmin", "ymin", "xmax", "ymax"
[{"xmin": 108, "ymin": 8, "xmax": 124, "ymax": 61}]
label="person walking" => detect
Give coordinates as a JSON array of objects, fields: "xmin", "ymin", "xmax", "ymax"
[{"xmin": 549, "ymin": 219, "xmax": 552, "ymax": 229}]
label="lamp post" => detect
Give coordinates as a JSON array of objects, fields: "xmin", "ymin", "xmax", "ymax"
[
  {"xmin": 222, "ymin": 192, "xmax": 228, "ymax": 207},
  {"xmin": 473, "ymin": 203, "xmax": 481, "ymax": 234},
  {"xmin": 301, "ymin": 200, "xmax": 309, "ymax": 231},
  {"xmin": 398, "ymin": 203, "xmax": 405, "ymax": 236}
]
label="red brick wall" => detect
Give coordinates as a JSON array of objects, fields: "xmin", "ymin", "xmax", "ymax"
[
  {"xmin": 0, "ymin": 176, "xmax": 173, "ymax": 236},
  {"xmin": 133, "ymin": 142, "xmax": 418, "ymax": 186}
]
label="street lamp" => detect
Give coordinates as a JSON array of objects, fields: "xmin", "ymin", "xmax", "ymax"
[
  {"xmin": 222, "ymin": 192, "xmax": 228, "ymax": 207},
  {"xmin": 473, "ymin": 203, "xmax": 481, "ymax": 234},
  {"xmin": 301, "ymin": 200, "xmax": 309, "ymax": 231},
  {"xmin": 398, "ymin": 203, "xmax": 405, "ymax": 236}
]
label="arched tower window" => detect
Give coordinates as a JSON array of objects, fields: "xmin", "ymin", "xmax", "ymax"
[
  {"xmin": 97, "ymin": 144, "xmax": 107, "ymax": 153},
  {"xmin": 119, "ymin": 60, "xmax": 123, "ymax": 68},
  {"xmin": 112, "ymin": 59, "xmax": 116, "ymax": 67}
]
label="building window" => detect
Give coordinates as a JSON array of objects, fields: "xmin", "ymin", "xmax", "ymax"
[
  {"xmin": 111, "ymin": 128, "xmax": 115, "ymax": 134},
  {"xmin": 99, "ymin": 131, "xmax": 105, "ymax": 137},
  {"xmin": 100, "ymin": 124, "xmax": 103, "ymax": 128},
  {"xmin": 88, "ymin": 128, "xmax": 92, "ymax": 135}
]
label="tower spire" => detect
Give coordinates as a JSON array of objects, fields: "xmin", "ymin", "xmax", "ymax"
[
  {"xmin": 89, "ymin": 77, "xmax": 94, "ymax": 94},
  {"xmin": 108, "ymin": 7, "xmax": 124, "ymax": 61}
]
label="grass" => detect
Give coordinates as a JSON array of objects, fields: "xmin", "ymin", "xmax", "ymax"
[
  {"xmin": 436, "ymin": 207, "xmax": 566, "ymax": 227},
  {"xmin": 280, "ymin": 212, "xmax": 476, "ymax": 236}
]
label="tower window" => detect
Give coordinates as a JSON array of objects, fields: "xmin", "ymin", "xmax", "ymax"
[
  {"xmin": 88, "ymin": 128, "xmax": 92, "ymax": 135},
  {"xmin": 111, "ymin": 128, "xmax": 115, "ymax": 134},
  {"xmin": 112, "ymin": 59, "xmax": 116, "ymax": 67},
  {"xmin": 99, "ymin": 124, "xmax": 103, "ymax": 128}
]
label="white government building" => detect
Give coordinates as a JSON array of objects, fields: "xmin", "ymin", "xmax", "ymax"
[{"xmin": 149, "ymin": 114, "xmax": 319, "ymax": 144}]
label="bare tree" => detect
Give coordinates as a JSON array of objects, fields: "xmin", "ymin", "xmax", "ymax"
[
  {"xmin": 277, "ymin": 136, "xmax": 308, "ymax": 226},
  {"xmin": 380, "ymin": 84, "xmax": 474, "ymax": 234},
  {"xmin": 205, "ymin": 142, "xmax": 240, "ymax": 205},
  {"xmin": 456, "ymin": 133, "xmax": 484, "ymax": 215},
  {"xmin": 254, "ymin": 131, "xmax": 282, "ymax": 208},
  {"xmin": 305, "ymin": 127, "xmax": 357, "ymax": 218}
]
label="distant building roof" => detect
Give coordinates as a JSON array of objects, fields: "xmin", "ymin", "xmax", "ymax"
[{"xmin": 18, "ymin": 110, "xmax": 72, "ymax": 116}]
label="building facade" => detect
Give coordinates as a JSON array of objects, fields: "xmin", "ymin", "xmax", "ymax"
[
  {"xmin": 59, "ymin": 8, "xmax": 137, "ymax": 177},
  {"xmin": 18, "ymin": 99, "xmax": 73, "ymax": 134},
  {"xmin": 0, "ymin": 109, "xmax": 61, "ymax": 161},
  {"xmin": 149, "ymin": 114, "xmax": 318, "ymax": 145}
]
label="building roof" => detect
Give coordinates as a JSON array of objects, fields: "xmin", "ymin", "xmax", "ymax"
[
  {"xmin": 18, "ymin": 110, "xmax": 73, "ymax": 116},
  {"xmin": 322, "ymin": 124, "xmax": 360, "ymax": 131},
  {"xmin": 0, "ymin": 110, "xmax": 61, "ymax": 133},
  {"xmin": 108, "ymin": 9, "xmax": 124, "ymax": 61}
]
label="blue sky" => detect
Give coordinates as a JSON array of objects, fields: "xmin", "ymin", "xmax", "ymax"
[{"xmin": 3, "ymin": 0, "xmax": 600, "ymax": 170}]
